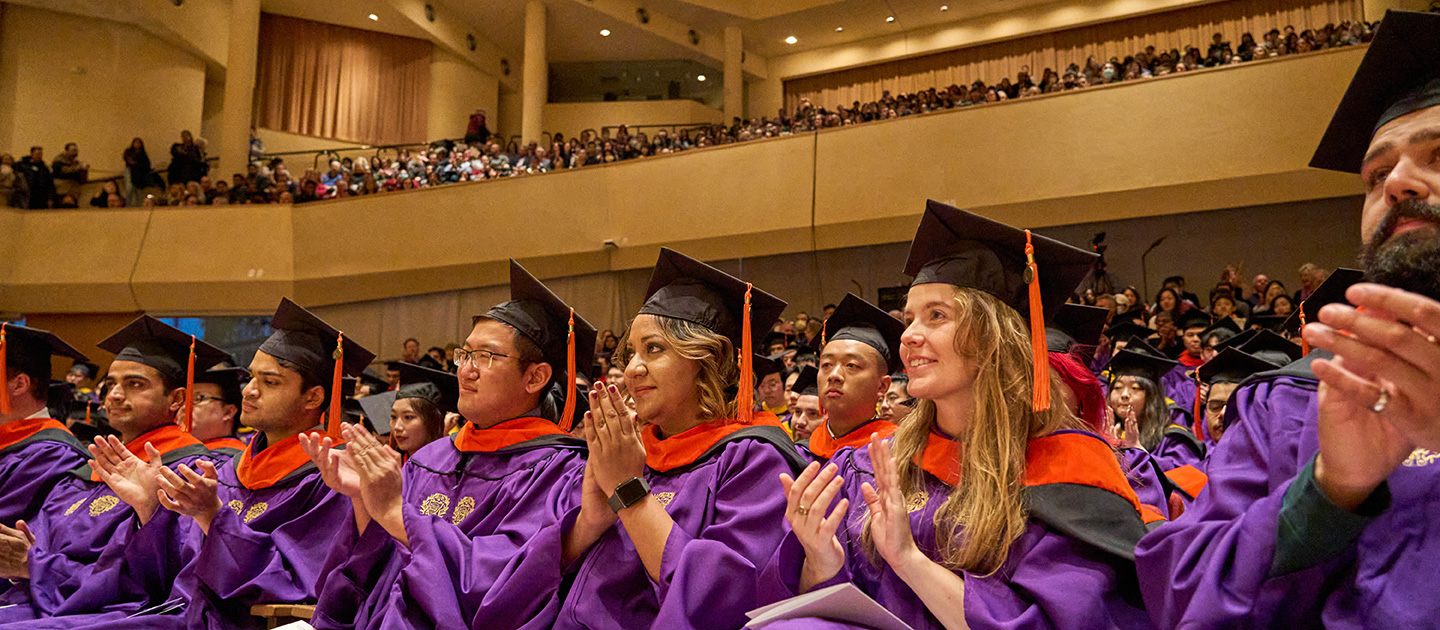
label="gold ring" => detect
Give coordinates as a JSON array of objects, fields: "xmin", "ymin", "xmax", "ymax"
[
  {"xmin": 1371, "ymin": 387, "xmax": 1391, "ymax": 413},
  {"xmin": 796, "ymin": 505, "xmax": 810, "ymax": 516}
]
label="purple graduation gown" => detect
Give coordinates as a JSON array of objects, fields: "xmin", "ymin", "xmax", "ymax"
[
  {"xmin": 553, "ymin": 425, "xmax": 804, "ymax": 630},
  {"xmin": 0, "ymin": 428, "xmax": 210, "ymax": 622},
  {"xmin": 1134, "ymin": 351, "xmax": 1440, "ymax": 627},
  {"xmin": 758, "ymin": 436, "xmax": 1155, "ymax": 630},
  {"xmin": 0, "ymin": 417, "xmax": 88, "ymax": 527},
  {"xmin": 311, "ymin": 425, "xmax": 587, "ymax": 630}
]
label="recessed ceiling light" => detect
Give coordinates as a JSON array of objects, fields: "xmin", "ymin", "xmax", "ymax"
[
  {"xmin": 368, "ymin": 13, "xmax": 378, "ymax": 20},
  {"xmin": 835, "ymin": 27, "xmax": 844, "ymax": 32},
  {"xmin": 940, "ymin": 5, "xmax": 948, "ymax": 10},
  {"xmin": 600, "ymin": 29, "xmax": 611, "ymax": 36},
  {"xmin": 886, "ymin": 15, "xmax": 895, "ymax": 22},
  {"xmin": 785, "ymin": 35, "xmax": 798, "ymax": 44},
  {"xmin": 697, "ymin": 74, "xmax": 706, "ymax": 81}
]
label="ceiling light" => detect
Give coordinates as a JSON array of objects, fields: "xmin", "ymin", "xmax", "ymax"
[
  {"xmin": 368, "ymin": 13, "xmax": 378, "ymax": 20},
  {"xmin": 835, "ymin": 27, "xmax": 844, "ymax": 32},
  {"xmin": 785, "ymin": 35, "xmax": 798, "ymax": 44},
  {"xmin": 886, "ymin": 15, "xmax": 895, "ymax": 22},
  {"xmin": 600, "ymin": 29, "xmax": 611, "ymax": 36},
  {"xmin": 940, "ymin": 5, "xmax": 948, "ymax": 10},
  {"xmin": 697, "ymin": 74, "xmax": 706, "ymax": 81}
]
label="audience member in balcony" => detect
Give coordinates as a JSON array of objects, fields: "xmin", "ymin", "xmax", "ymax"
[
  {"xmin": 185, "ymin": 181, "xmax": 206, "ymax": 205},
  {"xmin": 167, "ymin": 130, "xmax": 207, "ymax": 185},
  {"xmin": 49, "ymin": 142, "xmax": 89, "ymax": 200},
  {"xmin": 197, "ymin": 174, "xmax": 216, "ymax": 201},
  {"xmin": 122, "ymin": 138, "xmax": 160, "ymax": 205},
  {"xmin": 17, "ymin": 146, "xmax": 54, "ymax": 209},
  {"xmin": 321, "ymin": 161, "xmax": 344, "ymax": 188},
  {"xmin": 0, "ymin": 153, "xmax": 25, "ymax": 208},
  {"xmin": 89, "ymin": 180, "xmax": 122, "ymax": 208}
]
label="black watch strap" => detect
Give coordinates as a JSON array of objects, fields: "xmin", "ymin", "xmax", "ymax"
[{"xmin": 608, "ymin": 477, "xmax": 651, "ymax": 513}]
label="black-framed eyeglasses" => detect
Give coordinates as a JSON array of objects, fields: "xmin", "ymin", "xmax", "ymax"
[
  {"xmin": 452, "ymin": 347, "xmax": 512, "ymax": 369},
  {"xmin": 192, "ymin": 394, "xmax": 226, "ymax": 405}
]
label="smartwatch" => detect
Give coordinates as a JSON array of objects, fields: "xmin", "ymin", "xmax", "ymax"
[{"xmin": 608, "ymin": 477, "xmax": 651, "ymax": 513}]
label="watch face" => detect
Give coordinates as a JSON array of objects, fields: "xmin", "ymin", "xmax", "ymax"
[{"xmin": 617, "ymin": 477, "xmax": 648, "ymax": 504}]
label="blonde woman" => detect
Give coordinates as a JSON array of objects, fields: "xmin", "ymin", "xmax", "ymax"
[
  {"xmin": 557, "ymin": 248, "xmax": 806, "ymax": 629},
  {"xmin": 759, "ymin": 201, "xmax": 1154, "ymax": 629}
]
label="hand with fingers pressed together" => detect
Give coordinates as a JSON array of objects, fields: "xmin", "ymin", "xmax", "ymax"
[
  {"xmin": 1119, "ymin": 405, "xmax": 1143, "ymax": 450},
  {"xmin": 1302, "ymin": 283, "xmax": 1440, "ymax": 510},
  {"xmin": 583, "ymin": 384, "xmax": 647, "ymax": 496},
  {"xmin": 156, "ymin": 460, "xmax": 223, "ymax": 534},
  {"xmin": 0, "ymin": 520, "xmax": 35, "ymax": 580},
  {"xmin": 88, "ymin": 435, "xmax": 165, "ymax": 524},
  {"xmin": 343, "ymin": 423, "xmax": 408, "ymax": 546},
  {"xmin": 860, "ymin": 434, "xmax": 927, "ymax": 580},
  {"xmin": 780, "ymin": 460, "xmax": 851, "ymax": 593}
]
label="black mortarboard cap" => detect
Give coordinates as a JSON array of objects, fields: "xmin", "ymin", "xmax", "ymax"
[
  {"xmin": 1201, "ymin": 317, "xmax": 1242, "ymax": 338},
  {"xmin": 97, "ymin": 316, "xmax": 232, "ymax": 385},
  {"xmin": 257, "ymin": 299, "xmax": 377, "ymax": 383},
  {"xmin": 1123, "ymin": 335, "xmax": 1168, "ymax": 358},
  {"xmin": 195, "ymin": 366, "xmax": 249, "ymax": 406},
  {"xmin": 69, "ymin": 360, "xmax": 100, "ymax": 379},
  {"xmin": 762, "ymin": 331, "xmax": 791, "ymax": 351},
  {"xmin": 1283, "ymin": 268, "xmax": 1366, "ymax": 333},
  {"xmin": 1176, "ymin": 310, "xmax": 1213, "ymax": 331},
  {"xmin": 1310, "ymin": 11, "xmax": 1440, "ymax": 173},
  {"xmin": 790, "ymin": 365, "xmax": 820, "ymax": 397},
  {"xmin": 1048, "ymin": 303, "xmax": 1110, "ymax": 352},
  {"xmin": 482, "ymin": 260, "xmax": 598, "ymax": 377},
  {"xmin": 1198, "ymin": 348, "xmax": 1281, "ymax": 385},
  {"xmin": 358, "ymin": 390, "xmax": 397, "ymax": 434},
  {"xmin": 903, "ymin": 200, "xmax": 1098, "ymax": 322},
  {"xmin": 394, "ymin": 362, "xmax": 460, "ymax": 415},
  {"xmin": 1114, "ymin": 306, "xmax": 1149, "ymax": 325},
  {"xmin": 1238, "ymin": 330, "xmax": 1303, "ymax": 366},
  {"xmin": 639, "ymin": 248, "xmax": 787, "ymax": 349},
  {"xmin": 1108, "ymin": 348, "xmax": 1180, "ymax": 384},
  {"xmin": 358, "ymin": 368, "xmax": 390, "ymax": 393},
  {"xmin": 0, "ymin": 323, "xmax": 89, "ymax": 413},
  {"xmin": 754, "ymin": 353, "xmax": 784, "ymax": 381},
  {"xmin": 822, "ymin": 293, "xmax": 906, "ymax": 373},
  {"xmin": 1215, "ymin": 328, "xmax": 1258, "ymax": 351},
  {"xmin": 1105, "ymin": 321, "xmax": 1156, "ymax": 342},
  {"xmin": 1247, "ymin": 314, "xmax": 1290, "ymax": 332}
]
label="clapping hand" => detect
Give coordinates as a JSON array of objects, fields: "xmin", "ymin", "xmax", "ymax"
[
  {"xmin": 343, "ymin": 424, "xmax": 407, "ymax": 545},
  {"xmin": 860, "ymin": 435, "xmax": 924, "ymax": 577},
  {"xmin": 0, "ymin": 521, "xmax": 34, "ymax": 580},
  {"xmin": 156, "ymin": 460, "xmax": 222, "ymax": 534},
  {"xmin": 89, "ymin": 436, "xmax": 164, "ymax": 523},
  {"xmin": 582, "ymin": 384, "xmax": 646, "ymax": 494},
  {"xmin": 780, "ymin": 461, "xmax": 850, "ymax": 592}
]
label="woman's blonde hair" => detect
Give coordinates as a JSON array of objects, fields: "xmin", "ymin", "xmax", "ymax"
[
  {"xmin": 616, "ymin": 315, "xmax": 739, "ymax": 423},
  {"xmin": 868, "ymin": 287, "xmax": 1086, "ymax": 576}
]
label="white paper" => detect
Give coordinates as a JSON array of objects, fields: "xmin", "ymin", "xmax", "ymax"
[{"xmin": 745, "ymin": 583, "xmax": 915, "ymax": 630}]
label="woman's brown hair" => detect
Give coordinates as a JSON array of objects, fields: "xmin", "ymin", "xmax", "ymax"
[{"xmin": 868, "ymin": 287, "xmax": 1087, "ymax": 576}]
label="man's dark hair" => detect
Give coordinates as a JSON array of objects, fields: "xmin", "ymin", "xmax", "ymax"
[
  {"xmin": 404, "ymin": 338, "xmax": 419, "ymax": 346},
  {"xmin": 5, "ymin": 354, "xmax": 49, "ymax": 401},
  {"xmin": 274, "ymin": 356, "xmax": 330, "ymax": 408},
  {"xmin": 29, "ymin": 145, "xmax": 41, "ymax": 153}
]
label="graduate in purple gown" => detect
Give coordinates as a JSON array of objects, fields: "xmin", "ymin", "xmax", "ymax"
[
  {"xmin": 77, "ymin": 298, "xmax": 376, "ymax": 629},
  {"xmin": 190, "ymin": 366, "xmax": 252, "ymax": 461},
  {"xmin": 795, "ymin": 294, "xmax": 903, "ymax": 463},
  {"xmin": 1136, "ymin": 12, "xmax": 1440, "ymax": 626},
  {"xmin": 0, "ymin": 324, "xmax": 91, "ymax": 529},
  {"xmin": 759, "ymin": 202, "xmax": 1154, "ymax": 629},
  {"xmin": 0, "ymin": 316, "xmax": 230, "ymax": 622},
  {"xmin": 305, "ymin": 260, "xmax": 596, "ymax": 630},
  {"xmin": 555, "ymin": 248, "xmax": 806, "ymax": 630},
  {"xmin": 1105, "ymin": 349, "xmax": 1205, "ymax": 473}
]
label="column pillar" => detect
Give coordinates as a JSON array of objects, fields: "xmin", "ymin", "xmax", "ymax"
[
  {"xmin": 218, "ymin": 0, "xmax": 260, "ymax": 179},
  {"xmin": 521, "ymin": 0, "xmax": 547, "ymax": 146},
  {"xmin": 723, "ymin": 26, "xmax": 743, "ymax": 124}
]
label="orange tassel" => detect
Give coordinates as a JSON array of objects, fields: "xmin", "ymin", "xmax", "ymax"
[
  {"xmin": 820, "ymin": 320, "xmax": 827, "ymax": 346},
  {"xmin": 0, "ymin": 323, "xmax": 10, "ymax": 416},
  {"xmin": 1192, "ymin": 371, "xmax": 1205, "ymax": 440},
  {"xmin": 737, "ymin": 284, "xmax": 754, "ymax": 424},
  {"xmin": 85, "ymin": 401, "xmax": 92, "ymax": 425},
  {"xmin": 560, "ymin": 309, "xmax": 578, "ymax": 433},
  {"xmin": 182, "ymin": 336, "xmax": 196, "ymax": 432},
  {"xmin": 328, "ymin": 332, "xmax": 345, "ymax": 440},
  {"xmin": 1025, "ymin": 231, "xmax": 1051, "ymax": 412},
  {"xmin": 1299, "ymin": 304, "xmax": 1311, "ymax": 356}
]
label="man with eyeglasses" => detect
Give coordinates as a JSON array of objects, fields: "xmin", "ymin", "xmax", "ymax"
[
  {"xmin": 308, "ymin": 260, "xmax": 596, "ymax": 630},
  {"xmin": 0, "ymin": 316, "xmax": 228, "ymax": 622},
  {"xmin": 190, "ymin": 366, "xmax": 250, "ymax": 459}
]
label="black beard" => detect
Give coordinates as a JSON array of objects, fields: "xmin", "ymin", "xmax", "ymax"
[{"xmin": 1359, "ymin": 198, "xmax": 1440, "ymax": 302}]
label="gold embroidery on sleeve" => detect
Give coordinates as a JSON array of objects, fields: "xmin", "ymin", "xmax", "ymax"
[
  {"xmin": 88, "ymin": 496, "xmax": 120, "ymax": 516},
  {"xmin": 451, "ymin": 497, "xmax": 475, "ymax": 524},
  {"xmin": 64, "ymin": 498, "xmax": 85, "ymax": 516},
  {"xmin": 420, "ymin": 493, "xmax": 451, "ymax": 517},
  {"xmin": 244, "ymin": 502, "xmax": 269, "ymax": 523}
]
